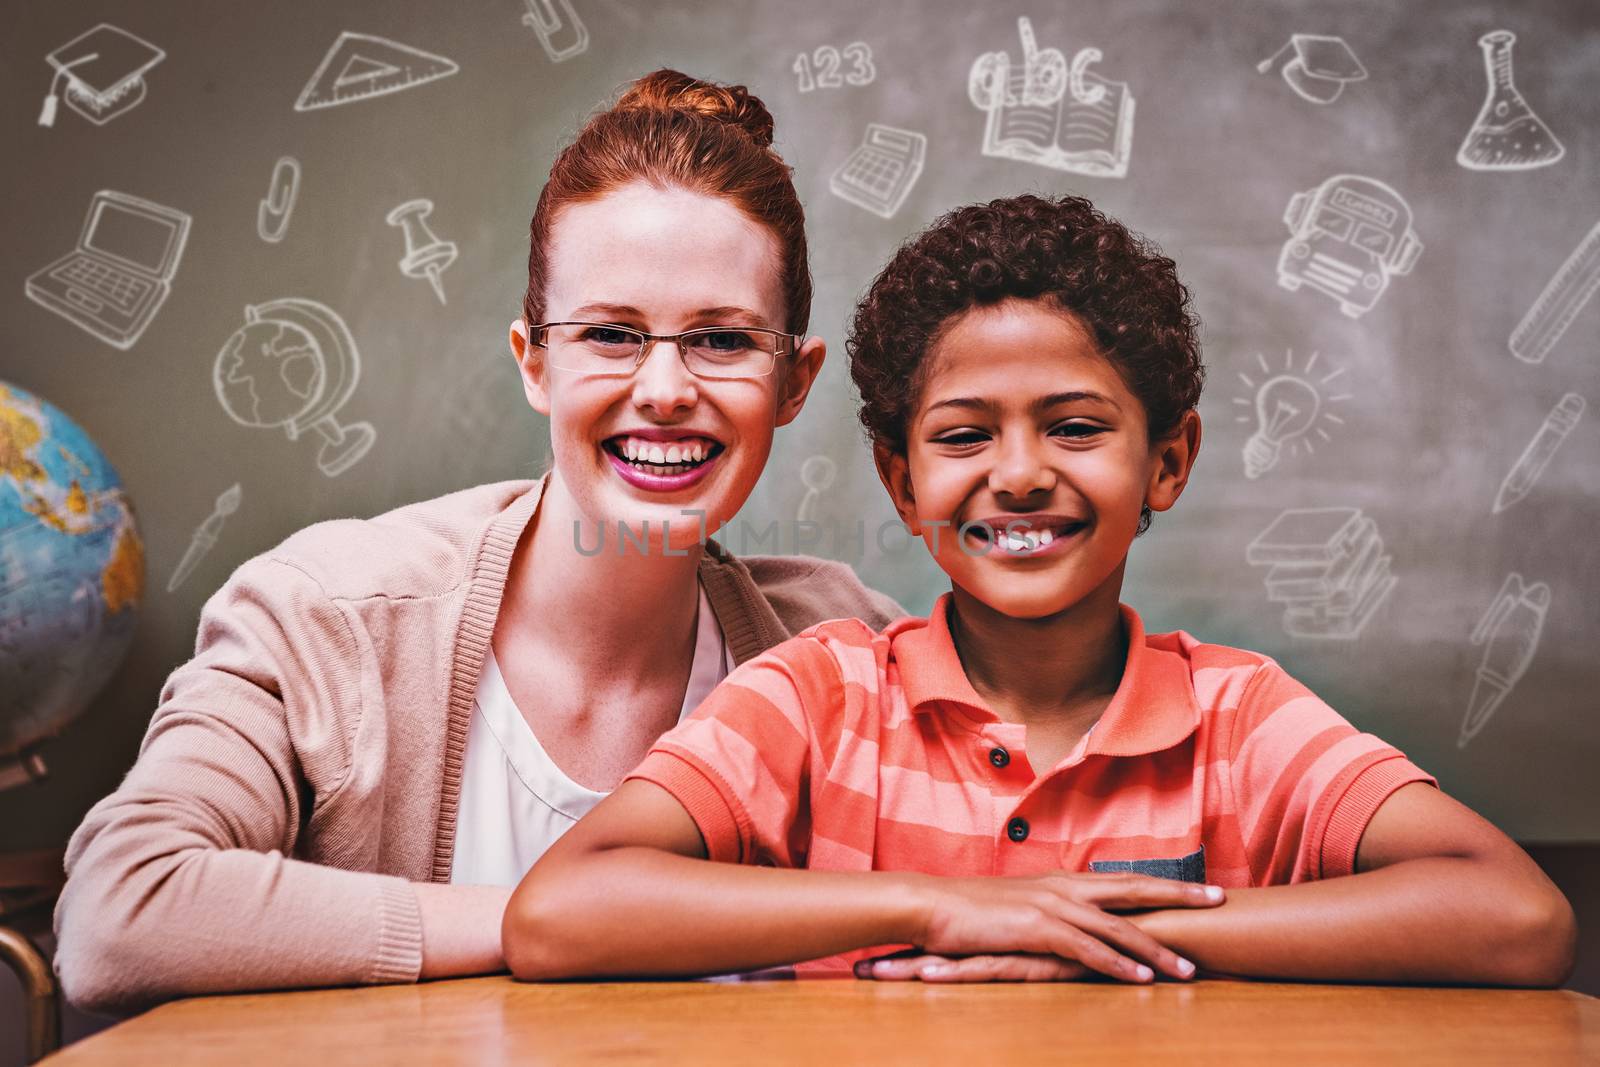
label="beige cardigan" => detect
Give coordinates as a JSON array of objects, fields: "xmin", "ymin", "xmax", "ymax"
[{"xmin": 54, "ymin": 477, "xmax": 903, "ymax": 1013}]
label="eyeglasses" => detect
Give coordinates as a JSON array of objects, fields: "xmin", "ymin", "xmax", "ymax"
[{"xmin": 532, "ymin": 321, "xmax": 802, "ymax": 380}]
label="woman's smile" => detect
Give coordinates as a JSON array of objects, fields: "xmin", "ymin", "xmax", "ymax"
[{"xmin": 602, "ymin": 430, "xmax": 727, "ymax": 491}]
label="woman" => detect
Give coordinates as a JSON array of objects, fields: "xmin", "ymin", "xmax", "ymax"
[{"xmin": 53, "ymin": 70, "xmax": 902, "ymax": 1014}]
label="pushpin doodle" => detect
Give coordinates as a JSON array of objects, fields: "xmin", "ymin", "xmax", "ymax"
[
  {"xmin": 167, "ymin": 482, "xmax": 242, "ymax": 592},
  {"xmin": 386, "ymin": 199, "xmax": 457, "ymax": 305},
  {"xmin": 797, "ymin": 454, "xmax": 837, "ymax": 523},
  {"xmin": 522, "ymin": 0, "xmax": 589, "ymax": 63}
]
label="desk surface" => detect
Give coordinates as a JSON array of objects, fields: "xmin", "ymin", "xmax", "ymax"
[{"xmin": 47, "ymin": 977, "xmax": 1600, "ymax": 1066}]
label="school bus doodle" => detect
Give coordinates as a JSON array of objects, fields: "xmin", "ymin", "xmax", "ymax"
[{"xmin": 1277, "ymin": 174, "xmax": 1423, "ymax": 319}]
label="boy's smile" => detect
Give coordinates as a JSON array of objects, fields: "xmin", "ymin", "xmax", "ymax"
[{"xmin": 876, "ymin": 297, "xmax": 1198, "ymax": 621}]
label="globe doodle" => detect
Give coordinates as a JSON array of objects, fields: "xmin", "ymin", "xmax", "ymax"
[
  {"xmin": 212, "ymin": 298, "xmax": 377, "ymax": 477},
  {"xmin": 214, "ymin": 319, "xmax": 323, "ymax": 429},
  {"xmin": 0, "ymin": 381, "xmax": 143, "ymax": 777}
]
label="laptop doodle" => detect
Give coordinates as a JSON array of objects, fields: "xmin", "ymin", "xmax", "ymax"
[{"xmin": 25, "ymin": 190, "xmax": 191, "ymax": 351}]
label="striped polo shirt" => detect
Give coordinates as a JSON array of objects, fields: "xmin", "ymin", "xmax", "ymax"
[{"xmin": 629, "ymin": 592, "xmax": 1437, "ymax": 897}]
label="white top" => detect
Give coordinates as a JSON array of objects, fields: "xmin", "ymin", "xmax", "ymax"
[{"xmin": 450, "ymin": 584, "xmax": 735, "ymax": 886}]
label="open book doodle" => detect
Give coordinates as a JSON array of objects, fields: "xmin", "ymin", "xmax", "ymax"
[{"xmin": 968, "ymin": 17, "xmax": 1135, "ymax": 179}]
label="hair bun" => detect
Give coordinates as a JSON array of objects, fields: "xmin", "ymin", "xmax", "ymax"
[{"xmin": 615, "ymin": 69, "xmax": 775, "ymax": 149}]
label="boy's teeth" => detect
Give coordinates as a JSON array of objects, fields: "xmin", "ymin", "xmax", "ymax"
[{"xmin": 1038, "ymin": 529, "xmax": 1054, "ymax": 546}]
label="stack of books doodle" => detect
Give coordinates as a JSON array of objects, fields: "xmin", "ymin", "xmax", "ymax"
[{"xmin": 1246, "ymin": 507, "xmax": 1395, "ymax": 638}]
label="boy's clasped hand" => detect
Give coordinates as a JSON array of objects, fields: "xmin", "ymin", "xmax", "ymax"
[{"xmin": 855, "ymin": 871, "xmax": 1222, "ymax": 983}]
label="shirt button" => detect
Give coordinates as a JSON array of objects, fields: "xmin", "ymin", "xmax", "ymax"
[
  {"xmin": 988, "ymin": 746, "xmax": 1010, "ymax": 769},
  {"xmin": 1007, "ymin": 817, "xmax": 1029, "ymax": 842}
]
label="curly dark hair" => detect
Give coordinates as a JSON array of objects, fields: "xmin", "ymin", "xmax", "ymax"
[{"xmin": 847, "ymin": 194, "xmax": 1204, "ymax": 456}]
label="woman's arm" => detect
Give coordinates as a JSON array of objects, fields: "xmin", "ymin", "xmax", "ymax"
[
  {"xmin": 1126, "ymin": 784, "xmax": 1577, "ymax": 986},
  {"xmin": 54, "ymin": 557, "xmax": 504, "ymax": 1014},
  {"xmin": 502, "ymin": 779, "xmax": 1219, "ymax": 982}
]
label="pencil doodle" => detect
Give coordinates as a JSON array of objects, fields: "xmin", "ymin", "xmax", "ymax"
[{"xmin": 1492, "ymin": 394, "xmax": 1585, "ymax": 514}]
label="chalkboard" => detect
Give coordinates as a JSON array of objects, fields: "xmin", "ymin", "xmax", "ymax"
[{"xmin": 2, "ymin": 0, "xmax": 1596, "ymax": 845}]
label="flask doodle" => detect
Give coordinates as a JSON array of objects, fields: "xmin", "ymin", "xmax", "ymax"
[{"xmin": 1458, "ymin": 31, "xmax": 1564, "ymax": 171}]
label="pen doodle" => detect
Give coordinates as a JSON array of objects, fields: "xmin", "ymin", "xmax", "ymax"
[{"xmin": 1460, "ymin": 573, "xmax": 1550, "ymax": 748}]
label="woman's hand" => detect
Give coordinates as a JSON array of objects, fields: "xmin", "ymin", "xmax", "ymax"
[{"xmin": 887, "ymin": 872, "xmax": 1225, "ymax": 984}]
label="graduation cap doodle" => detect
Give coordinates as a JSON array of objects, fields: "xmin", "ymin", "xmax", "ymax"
[
  {"xmin": 39, "ymin": 23, "xmax": 165, "ymax": 128},
  {"xmin": 1257, "ymin": 34, "xmax": 1367, "ymax": 105}
]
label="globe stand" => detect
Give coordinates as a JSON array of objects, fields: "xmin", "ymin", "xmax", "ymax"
[
  {"xmin": 306, "ymin": 416, "xmax": 376, "ymax": 478},
  {"xmin": 0, "ymin": 848, "xmax": 65, "ymax": 1063},
  {"xmin": 0, "ymin": 750, "xmax": 47, "ymax": 792}
]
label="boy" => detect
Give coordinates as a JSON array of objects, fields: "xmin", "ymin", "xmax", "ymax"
[{"xmin": 503, "ymin": 195, "xmax": 1575, "ymax": 986}]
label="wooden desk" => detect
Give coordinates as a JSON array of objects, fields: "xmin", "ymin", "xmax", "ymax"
[{"xmin": 44, "ymin": 977, "xmax": 1600, "ymax": 1065}]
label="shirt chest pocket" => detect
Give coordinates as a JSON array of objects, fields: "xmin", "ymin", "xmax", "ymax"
[{"xmin": 1089, "ymin": 844, "xmax": 1207, "ymax": 884}]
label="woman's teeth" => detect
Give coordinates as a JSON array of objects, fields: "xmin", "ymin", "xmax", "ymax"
[{"xmin": 611, "ymin": 436, "xmax": 718, "ymax": 472}]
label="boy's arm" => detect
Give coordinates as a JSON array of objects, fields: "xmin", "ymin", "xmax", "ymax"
[
  {"xmin": 501, "ymin": 778, "xmax": 1216, "ymax": 982},
  {"xmin": 1126, "ymin": 782, "xmax": 1576, "ymax": 986},
  {"xmin": 865, "ymin": 784, "xmax": 1576, "ymax": 987}
]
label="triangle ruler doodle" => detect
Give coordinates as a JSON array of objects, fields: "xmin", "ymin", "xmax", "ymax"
[{"xmin": 294, "ymin": 32, "xmax": 459, "ymax": 112}]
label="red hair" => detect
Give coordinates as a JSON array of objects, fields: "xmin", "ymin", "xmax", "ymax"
[{"xmin": 523, "ymin": 69, "xmax": 812, "ymax": 333}]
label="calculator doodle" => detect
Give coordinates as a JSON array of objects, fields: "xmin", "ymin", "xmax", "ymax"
[{"xmin": 828, "ymin": 124, "xmax": 926, "ymax": 219}]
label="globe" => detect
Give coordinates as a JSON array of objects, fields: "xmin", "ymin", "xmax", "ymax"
[
  {"xmin": 214, "ymin": 318, "xmax": 324, "ymax": 429},
  {"xmin": 0, "ymin": 381, "xmax": 143, "ymax": 770}
]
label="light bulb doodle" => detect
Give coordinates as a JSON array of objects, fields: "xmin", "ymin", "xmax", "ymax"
[{"xmin": 1232, "ymin": 350, "xmax": 1350, "ymax": 478}]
